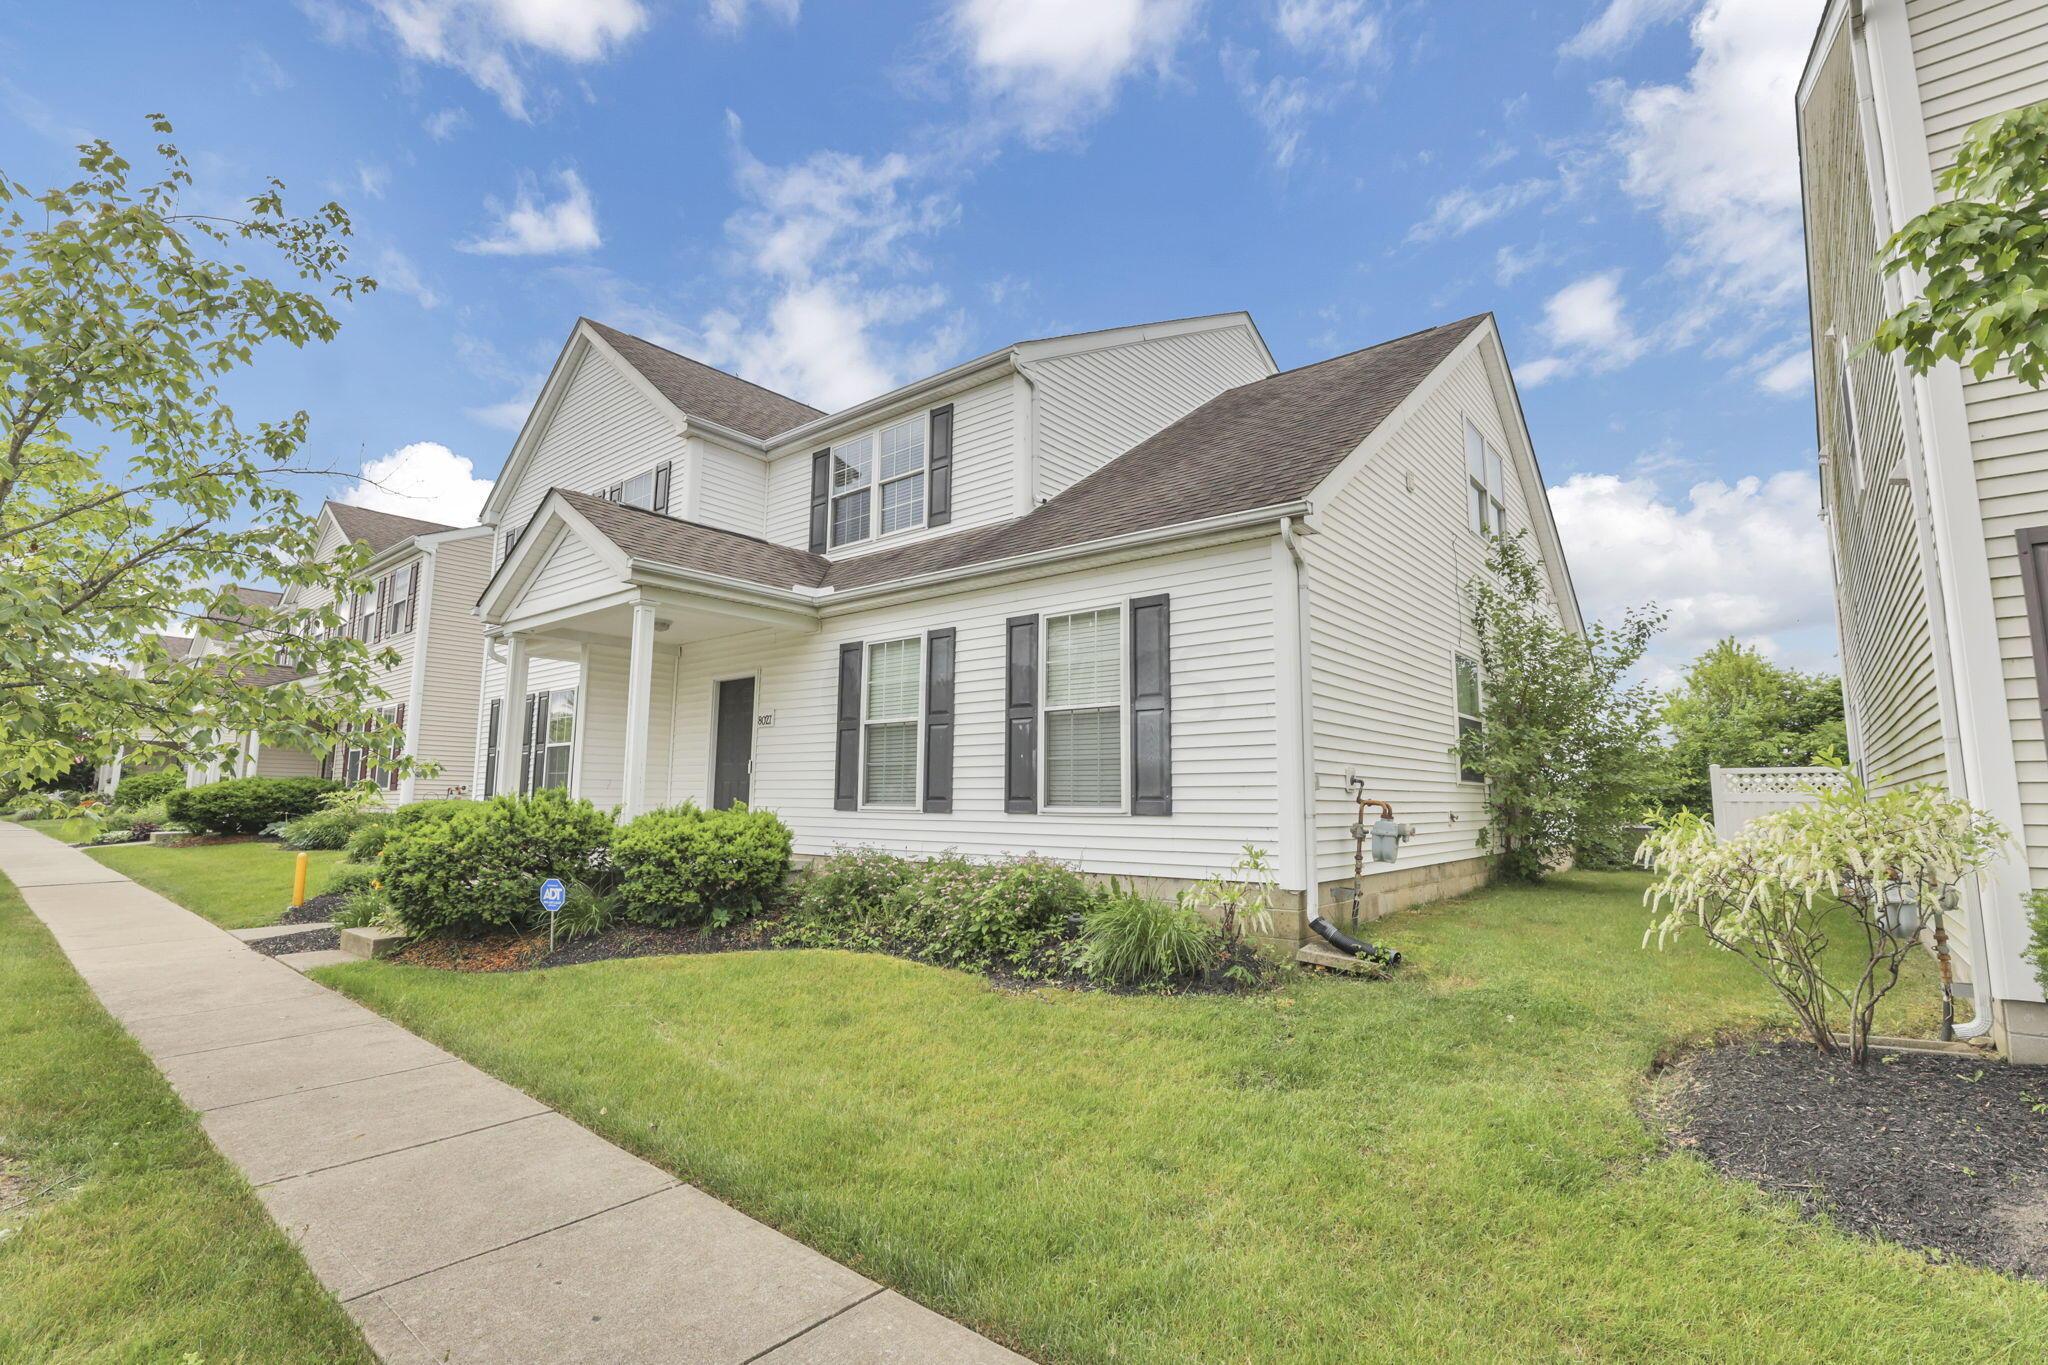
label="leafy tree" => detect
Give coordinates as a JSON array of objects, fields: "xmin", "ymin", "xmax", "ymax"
[
  {"xmin": 1658, "ymin": 638, "xmax": 1848, "ymax": 812},
  {"xmin": 1461, "ymin": 533, "xmax": 1665, "ymax": 881},
  {"xmin": 1874, "ymin": 99, "xmax": 2048, "ymax": 387},
  {"xmin": 1, "ymin": 118, "xmax": 401, "ymax": 785}
]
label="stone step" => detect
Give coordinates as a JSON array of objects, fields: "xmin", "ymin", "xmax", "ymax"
[
  {"xmin": 232, "ymin": 921, "xmax": 333, "ymax": 942},
  {"xmin": 1295, "ymin": 941, "xmax": 1380, "ymax": 975},
  {"xmin": 340, "ymin": 925, "xmax": 409, "ymax": 960}
]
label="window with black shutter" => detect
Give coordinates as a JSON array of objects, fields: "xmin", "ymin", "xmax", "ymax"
[
  {"xmin": 1129, "ymin": 595, "xmax": 1172, "ymax": 816},
  {"xmin": 928, "ymin": 404, "xmax": 954, "ymax": 528},
  {"xmin": 834, "ymin": 642, "xmax": 862, "ymax": 810},
  {"xmin": 923, "ymin": 627, "xmax": 955, "ymax": 813},
  {"xmin": 1005, "ymin": 615, "xmax": 1039, "ymax": 814}
]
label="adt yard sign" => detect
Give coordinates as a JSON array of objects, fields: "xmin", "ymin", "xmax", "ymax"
[{"xmin": 539, "ymin": 878, "xmax": 567, "ymax": 950}]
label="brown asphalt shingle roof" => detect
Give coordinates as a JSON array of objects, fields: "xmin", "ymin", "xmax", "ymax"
[
  {"xmin": 549, "ymin": 314, "xmax": 1487, "ymax": 596},
  {"xmin": 226, "ymin": 585, "xmax": 284, "ymax": 610},
  {"xmin": 326, "ymin": 501, "xmax": 458, "ymax": 553},
  {"xmin": 151, "ymin": 634, "xmax": 193, "ymax": 659},
  {"xmin": 585, "ymin": 320, "xmax": 825, "ymax": 439}
]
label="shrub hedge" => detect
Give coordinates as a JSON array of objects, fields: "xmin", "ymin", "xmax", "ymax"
[
  {"xmin": 165, "ymin": 777, "xmax": 338, "ymax": 835},
  {"xmin": 380, "ymin": 789, "xmax": 613, "ymax": 937},
  {"xmin": 611, "ymin": 803, "xmax": 792, "ymax": 927},
  {"xmin": 112, "ymin": 770, "xmax": 184, "ymax": 810},
  {"xmin": 279, "ymin": 807, "xmax": 377, "ymax": 851},
  {"xmin": 343, "ymin": 798, "xmax": 466, "ymax": 863}
]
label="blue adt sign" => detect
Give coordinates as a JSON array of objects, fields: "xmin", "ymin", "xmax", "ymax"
[{"xmin": 538, "ymin": 878, "xmax": 567, "ymax": 914}]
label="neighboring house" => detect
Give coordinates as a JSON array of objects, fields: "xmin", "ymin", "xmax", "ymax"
[
  {"xmin": 473, "ymin": 310, "xmax": 1578, "ymax": 948},
  {"xmin": 93, "ymin": 633, "xmax": 193, "ymax": 795},
  {"xmin": 1798, "ymin": 0, "xmax": 2048, "ymax": 1060},
  {"xmin": 178, "ymin": 586, "xmax": 319, "ymax": 785},
  {"xmin": 279, "ymin": 501, "xmax": 495, "ymax": 804}
]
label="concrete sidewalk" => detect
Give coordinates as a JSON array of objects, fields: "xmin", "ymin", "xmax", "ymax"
[{"xmin": 0, "ymin": 823, "xmax": 1027, "ymax": 1364}]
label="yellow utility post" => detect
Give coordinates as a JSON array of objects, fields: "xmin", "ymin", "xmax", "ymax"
[{"xmin": 292, "ymin": 851, "xmax": 309, "ymax": 909}]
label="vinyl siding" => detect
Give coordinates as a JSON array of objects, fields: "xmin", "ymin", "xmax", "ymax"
[
  {"xmin": 762, "ymin": 373, "xmax": 1018, "ymax": 557},
  {"xmin": 1031, "ymin": 324, "xmax": 1273, "ymax": 501},
  {"xmin": 1301, "ymin": 348, "xmax": 1525, "ymax": 886},
  {"xmin": 637, "ymin": 540, "xmax": 1282, "ymax": 880},
  {"xmin": 521, "ymin": 531, "xmax": 624, "ymax": 618},
  {"xmin": 693, "ymin": 436, "xmax": 768, "ymax": 538},
  {"xmin": 410, "ymin": 534, "xmax": 492, "ymax": 800},
  {"xmin": 1907, "ymin": 0, "xmax": 2048, "ymax": 874},
  {"xmin": 1801, "ymin": 26, "xmax": 1950, "ymax": 793},
  {"xmin": 498, "ymin": 347, "xmax": 685, "ymax": 564}
]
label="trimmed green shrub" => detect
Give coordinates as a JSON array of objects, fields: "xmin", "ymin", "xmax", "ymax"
[
  {"xmin": 381, "ymin": 789, "xmax": 614, "ymax": 937},
  {"xmin": 342, "ymin": 799, "xmax": 465, "ymax": 862},
  {"xmin": 612, "ymin": 803, "xmax": 792, "ymax": 927},
  {"xmin": 113, "ymin": 770, "xmax": 183, "ymax": 810},
  {"xmin": 165, "ymin": 777, "xmax": 338, "ymax": 835},
  {"xmin": 781, "ymin": 850, "xmax": 1095, "ymax": 974},
  {"xmin": 1079, "ymin": 885, "xmax": 1217, "ymax": 985},
  {"xmin": 2026, "ymin": 890, "xmax": 2048, "ymax": 997}
]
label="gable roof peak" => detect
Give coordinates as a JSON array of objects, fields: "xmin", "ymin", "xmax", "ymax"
[{"xmin": 581, "ymin": 318, "xmax": 826, "ymax": 439}]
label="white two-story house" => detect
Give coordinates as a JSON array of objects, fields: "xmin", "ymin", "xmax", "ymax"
[
  {"xmin": 473, "ymin": 311, "xmax": 1578, "ymax": 946},
  {"xmin": 1799, "ymin": 0, "xmax": 2048, "ymax": 1060}
]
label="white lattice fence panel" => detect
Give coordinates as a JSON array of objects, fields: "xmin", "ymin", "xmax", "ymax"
[{"xmin": 1709, "ymin": 766, "xmax": 1849, "ymax": 837}]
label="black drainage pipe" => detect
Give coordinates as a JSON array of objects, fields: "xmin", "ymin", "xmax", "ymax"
[{"xmin": 1309, "ymin": 915, "xmax": 1402, "ymax": 967}]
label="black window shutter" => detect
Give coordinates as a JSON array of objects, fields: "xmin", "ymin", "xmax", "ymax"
[
  {"xmin": 928, "ymin": 404, "xmax": 954, "ymax": 527},
  {"xmin": 923, "ymin": 627, "xmax": 956, "ymax": 813},
  {"xmin": 2017, "ymin": 528, "xmax": 2048, "ymax": 734},
  {"xmin": 1129, "ymin": 594, "xmax": 1173, "ymax": 816},
  {"xmin": 406, "ymin": 561, "xmax": 420, "ymax": 632},
  {"xmin": 388, "ymin": 703, "xmax": 406, "ymax": 792},
  {"xmin": 834, "ymin": 642, "xmax": 862, "ymax": 811},
  {"xmin": 809, "ymin": 450, "xmax": 832, "ymax": 552},
  {"xmin": 373, "ymin": 573, "xmax": 387, "ymax": 643},
  {"xmin": 1004, "ymin": 614, "xmax": 1039, "ymax": 814},
  {"xmin": 483, "ymin": 698, "xmax": 500, "ymax": 798},
  {"xmin": 653, "ymin": 461, "xmax": 672, "ymax": 514}
]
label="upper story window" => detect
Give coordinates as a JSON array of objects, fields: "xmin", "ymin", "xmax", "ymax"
[
  {"xmin": 1466, "ymin": 420, "xmax": 1507, "ymax": 537},
  {"xmin": 831, "ymin": 416, "xmax": 925, "ymax": 548},
  {"xmin": 603, "ymin": 461, "xmax": 671, "ymax": 514}
]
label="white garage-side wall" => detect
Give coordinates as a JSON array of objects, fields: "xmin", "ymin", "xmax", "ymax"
[
  {"xmin": 1030, "ymin": 323, "xmax": 1273, "ymax": 502},
  {"xmin": 649, "ymin": 539, "xmax": 1283, "ymax": 882},
  {"xmin": 1302, "ymin": 344, "xmax": 1555, "ymax": 890}
]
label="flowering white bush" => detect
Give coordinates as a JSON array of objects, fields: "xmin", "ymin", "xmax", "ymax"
[{"xmin": 1640, "ymin": 776, "xmax": 2004, "ymax": 1065}]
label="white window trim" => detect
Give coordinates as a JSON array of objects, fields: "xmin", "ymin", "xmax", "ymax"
[
  {"xmin": 1465, "ymin": 417, "xmax": 1508, "ymax": 539},
  {"xmin": 858, "ymin": 635, "xmax": 924, "ymax": 811},
  {"xmin": 1834, "ymin": 340, "xmax": 1865, "ymax": 492},
  {"xmin": 1454, "ymin": 651, "xmax": 1484, "ymax": 785},
  {"xmin": 1039, "ymin": 601, "xmax": 1131, "ymax": 816},
  {"xmin": 830, "ymin": 414, "xmax": 930, "ymax": 551}
]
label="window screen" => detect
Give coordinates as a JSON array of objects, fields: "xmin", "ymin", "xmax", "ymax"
[
  {"xmin": 1045, "ymin": 608, "xmax": 1122, "ymax": 808},
  {"xmin": 862, "ymin": 637, "xmax": 920, "ymax": 806}
]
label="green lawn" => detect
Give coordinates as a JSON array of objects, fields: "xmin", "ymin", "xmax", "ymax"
[
  {"xmin": 85, "ymin": 841, "xmax": 345, "ymax": 930},
  {"xmin": 16, "ymin": 816, "xmax": 100, "ymax": 845},
  {"xmin": 0, "ymin": 874, "xmax": 371, "ymax": 1361},
  {"xmin": 316, "ymin": 872, "xmax": 2045, "ymax": 1363}
]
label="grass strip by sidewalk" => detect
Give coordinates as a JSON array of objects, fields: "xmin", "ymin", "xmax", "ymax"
[
  {"xmin": 85, "ymin": 841, "xmax": 344, "ymax": 930},
  {"xmin": 0, "ymin": 873, "xmax": 371, "ymax": 1361},
  {"xmin": 317, "ymin": 872, "xmax": 2048, "ymax": 1363},
  {"xmin": 16, "ymin": 817, "xmax": 98, "ymax": 845}
]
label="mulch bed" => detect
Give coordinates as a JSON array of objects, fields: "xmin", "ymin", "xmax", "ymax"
[
  {"xmin": 388, "ymin": 911, "xmax": 1285, "ymax": 995},
  {"xmin": 248, "ymin": 927, "xmax": 341, "ymax": 957},
  {"xmin": 1661, "ymin": 1038, "xmax": 2048, "ymax": 1279},
  {"xmin": 277, "ymin": 891, "xmax": 348, "ymax": 925}
]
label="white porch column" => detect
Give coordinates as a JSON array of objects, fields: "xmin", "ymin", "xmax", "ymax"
[
  {"xmin": 103, "ymin": 747, "xmax": 125, "ymax": 796},
  {"xmin": 497, "ymin": 632, "xmax": 529, "ymax": 797},
  {"xmin": 621, "ymin": 600, "xmax": 658, "ymax": 818}
]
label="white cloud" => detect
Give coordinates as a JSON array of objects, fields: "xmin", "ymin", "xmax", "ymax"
[
  {"xmin": 1274, "ymin": 0, "xmax": 1382, "ymax": 66},
  {"xmin": 706, "ymin": 0, "xmax": 799, "ymax": 31},
  {"xmin": 1755, "ymin": 348, "xmax": 1812, "ymax": 395},
  {"xmin": 376, "ymin": 247, "xmax": 439, "ymax": 308},
  {"xmin": 1407, "ymin": 179, "xmax": 1552, "ymax": 242},
  {"xmin": 460, "ymin": 169, "xmax": 601, "ymax": 255},
  {"xmin": 423, "ymin": 106, "xmax": 470, "ymax": 139},
  {"xmin": 353, "ymin": 0, "xmax": 649, "ymax": 119},
  {"xmin": 1560, "ymin": 0, "xmax": 1697, "ymax": 59},
  {"xmin": 467, "ymin": 395, "xmax": 537, "ymax": 430},
  {"xmin": 1611, "ymin": 0, "xmax": 1821, "ymax": 312},
  {"xmin": 242, "ymin": 45, "xmax": 294, "ymax": 92},
  {"xmin": 356, "ymin": 162, "xmax": 391, "ymax": 198},
  {"xmin": 1494, "ymin": 243, "xmax": 1550, "ymax": 285},
  {"xmin": 693, "ymin": 122, "xmax": 963, "ymax": 409},
  {"xmin": 1222, "ymin": 45, "xmax": 1325, "ymax": 171},
  {"xmin": 1549, "ymin": 468, "xmax": 1834, "ymax": 682},
  {"xmin": 1519, "ymin": 271, "xmax": 1646, "ymax": 385},
  {"xmin": 949, "ymin": 0, "xmax": 1199, "ymax": 140},
  {"xmin": 339, "ymin": 441, "xmax": 493, "ymax": 527}
]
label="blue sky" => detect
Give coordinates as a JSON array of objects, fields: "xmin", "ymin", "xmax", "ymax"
[{"xmin": 3, "ymin": 0, "xmax": 1832, "ymax": 681}]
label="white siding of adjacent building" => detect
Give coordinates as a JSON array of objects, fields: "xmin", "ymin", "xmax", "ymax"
[
  {"xmin": 410, "ymin": 534, "xmax": 492, "ymax": 800},
  {"xmin": 762, "ymin": 373, "xmax": 1019, "ymax": 558},
  {"xmin": 1300, "ymin": 347, "xmax": 1527, "ymax": 887},
  {"xmin": 1030, "ymin": 324, "xmax": 1272, "ymax": 501},
  {"xmin": 1906, "ymin": 0, "xmax": 2048, "ymax": 881},
  {"xmin": 496, "ymin": 347, "xmax": 686, "ymax": 564}
]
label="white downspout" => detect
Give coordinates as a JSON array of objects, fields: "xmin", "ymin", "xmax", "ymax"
[{"xmin": 1281, "ymin": 517, "xmax": 1320, "ymax": 925}]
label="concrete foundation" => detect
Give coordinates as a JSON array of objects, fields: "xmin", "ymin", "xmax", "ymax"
[{"xmin": 1993, "ymin": 998, "xmax": 2048, "ymax": 1066}]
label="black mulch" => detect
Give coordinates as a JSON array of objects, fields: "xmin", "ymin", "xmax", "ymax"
[
  {"xmin": 248, "ymin": 927, "xmax": 341, "ymax": 957},
  {"xmin": 276, "ymin": 891, "xmax": 347, "ymax": 925},
  {"xmin": 1664, "ymin": 1039, "xmax": 2048, "ymax": 1278}
]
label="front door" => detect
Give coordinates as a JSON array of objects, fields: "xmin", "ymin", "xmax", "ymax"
[{"xmin": 713, "ymin": 677, "xmax": 755, "ymax": 810}]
